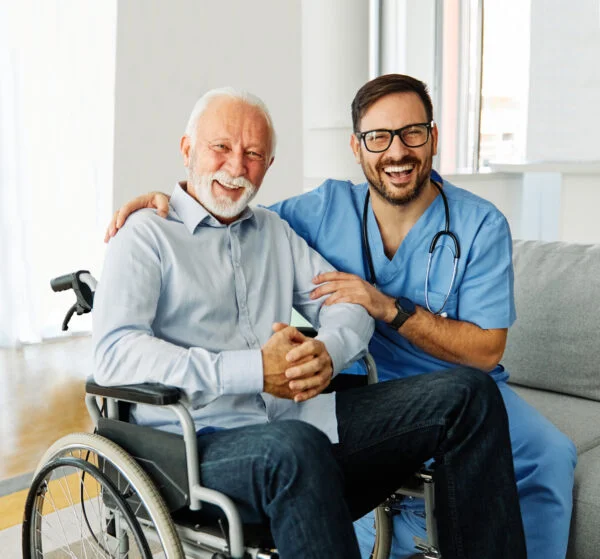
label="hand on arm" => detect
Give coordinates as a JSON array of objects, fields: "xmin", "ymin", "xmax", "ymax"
[
  {"xmin": 311, "ymin": 271, "xmax": 507, "ymax": 372},
  {"xmin": 311, "ymin": 271, "xmax": 397, "ymax": 322},
  {"xmin": 104, "ymin": 191, "xmax": 171, "ymax": 242}
]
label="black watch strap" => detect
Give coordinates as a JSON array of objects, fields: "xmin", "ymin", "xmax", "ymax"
[{"xmin": 388, "ymin": 297, "xmax": 416, "ymax": 330}]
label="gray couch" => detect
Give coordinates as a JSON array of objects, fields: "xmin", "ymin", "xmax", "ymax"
[{"xmin": 502, "ymin": 239, "xmax": 600, "ymax": 559}]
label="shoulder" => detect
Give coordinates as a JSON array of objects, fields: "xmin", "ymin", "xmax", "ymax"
[
  {"xmin": 123, "ymin": 206, "xmax": 182, "ymax": 229},
  {"xmin": 252, "ymin": 205, "xmax": 285, "ymax": 224},
  {"xmin": 269, "ymin": 179, "xmax": 366, "ymax": 240},
  {"xmin": 442, "ymin": 179, "xmax": 508, "ymax": 228},
  {"xmin": 251, "ymin": 205, "xmax": 297, "ymax": 238},
  {"xmin": 304, "ymin": 178, "xmax": 367, "ymax": 207},
  {"xmin": 272, "ymin": 179, "xmax": 366, "ymax": 214},
  {"xmin": 111, "ymin": 207, "xmax": 183, "ymax": 249}
]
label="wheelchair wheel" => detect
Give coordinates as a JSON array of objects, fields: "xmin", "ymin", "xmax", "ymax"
[
  {"xmin": 22, "ymin": 432, "xmax": 184, "ymax": 558},
  {"xmin": 371, "ymin": 504, "xmax": 393, "ymax": 559}
]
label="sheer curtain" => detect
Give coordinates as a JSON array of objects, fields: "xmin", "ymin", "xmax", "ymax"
[{"xmin": 0, "ymin": 0, "xmax": 116, "ymax": 346}]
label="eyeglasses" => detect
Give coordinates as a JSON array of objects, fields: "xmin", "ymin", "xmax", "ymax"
[{"xmin": 356, "ymin": 121, "xmax": 434, "ymax": 153}]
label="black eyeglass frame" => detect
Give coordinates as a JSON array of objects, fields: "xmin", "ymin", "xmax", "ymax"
[{"xmin": 356, "ymin": 121, "xmax": 435, "ymax": 152}]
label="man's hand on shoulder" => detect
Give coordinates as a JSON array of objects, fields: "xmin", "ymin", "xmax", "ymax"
[
  {"xmin": 104, "ymin": 191, "xmax": 171, "ymax": 242},
  {"xmin": 261, "ymin": 323, "xmax": 333, "ymax": 402}
]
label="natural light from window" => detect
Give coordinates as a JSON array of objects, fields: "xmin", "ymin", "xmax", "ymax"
[{"xmin": 479, "ymin": 0, "xmax": 532, "ymax": 168}]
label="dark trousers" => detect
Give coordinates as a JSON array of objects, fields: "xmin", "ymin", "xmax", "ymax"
[{"xmin": 196, "ymin": 367, "xmax": 527, "ymax": 559}]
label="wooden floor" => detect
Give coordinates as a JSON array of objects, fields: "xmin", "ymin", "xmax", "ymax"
[{"xmin": 0, "ymin": 336, "xmax": 93, "ymax": 482}]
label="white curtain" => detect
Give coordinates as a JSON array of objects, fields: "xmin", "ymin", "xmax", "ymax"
[{"xmin": 0, "ymin": 0, "xmax": 116, "ymax": 346}]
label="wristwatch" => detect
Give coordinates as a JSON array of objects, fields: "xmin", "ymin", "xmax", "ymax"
[{"xmin": 388, "ymin": 297, "xmax": 416, "ymax": 330}]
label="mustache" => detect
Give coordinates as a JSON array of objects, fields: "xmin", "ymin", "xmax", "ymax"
[
  {"xmin": 210, "ymin": 170, "xmax": 256, "ymax": 190},
  {"xmin": 376, "ymin": 156, "xmax": 420, "ymax": 171}
]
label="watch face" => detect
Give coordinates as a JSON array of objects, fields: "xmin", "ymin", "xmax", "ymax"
[
  {"xmin": 389, "ymin": 297, "xmax": 416, "ymax": 330},
  {"xmin": 397, "ymin": 297, "xmax": 416, "ymax": 314}
]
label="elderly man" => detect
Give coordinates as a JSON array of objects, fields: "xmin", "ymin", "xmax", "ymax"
[{"xmin": 96, "ymin": 87, "xmax": 526, "ymax": 558}]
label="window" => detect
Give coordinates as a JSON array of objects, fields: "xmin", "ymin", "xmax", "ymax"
[
  {"xmin": 478, "ymin": 0, "xmax": 531, "ymax": 168},
  {"xmin": 0, "ymin": 0, "xmax": 116, "ymax": 345},
  {"xmin": 374, "ymin": 0, "xmax": 531, "ymax": 173}
]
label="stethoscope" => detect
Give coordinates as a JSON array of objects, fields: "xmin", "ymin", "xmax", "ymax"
[{"xmin": 361, "ymin": 180, "xmax": 461, "ymax": 315}]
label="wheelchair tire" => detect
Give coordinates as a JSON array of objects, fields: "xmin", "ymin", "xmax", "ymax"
[
  {"xmin": 371, "ymin": 504, "xmax": 393, "ymax": 559},
  {"xmin": 23, "ymin": 432, "xmax": 184, "ymax": 558}
]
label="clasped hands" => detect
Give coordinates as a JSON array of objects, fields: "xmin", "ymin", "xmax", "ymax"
[
  {"xmin": 261, "ymin": 323, "xmax": 333, "ymax": 403},
  {"xmin": 262, "ymin": 270, "xmax": 396, "ymax": 403}
]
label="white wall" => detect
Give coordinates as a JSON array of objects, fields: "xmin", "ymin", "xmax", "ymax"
[
  {"xmin": 302, "ymin": 0, "xmax": 370, "ymax": 190},
  {"xmin": 526, "ymin": 0, "xmax": 600, "ymax": 161},
  {"xmin": 112, "ymin": 0, "xmax": 302, "ymax": 210}
]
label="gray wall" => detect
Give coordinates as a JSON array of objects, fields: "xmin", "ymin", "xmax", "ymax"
[{"xmin": 112, "ymin": 0, "xmax": 302, "ymax": 210}]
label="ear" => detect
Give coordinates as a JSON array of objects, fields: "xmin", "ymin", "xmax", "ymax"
[
  {"xmin": 350, "ymin": 133, "xmax": 362, "ymax": 164},
  {"xmin": 180, "ymin": 135, "xmax": 192, "ymax": 166},
  {"xmin": 431, "ymin": 122, "xmax": 438, "ymax": 157},
  {"xmin": 267, "ymin": 156, "xmax": 275, "ymax": 171}
]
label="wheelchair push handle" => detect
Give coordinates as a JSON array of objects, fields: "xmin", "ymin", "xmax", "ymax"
[
  {"xmin": 50, "ymin": 273, "xmax": 77, "ymax": 292},
  {"xmin": 50, "ymin": 270, "xmax": 97, "ymax": 331}
]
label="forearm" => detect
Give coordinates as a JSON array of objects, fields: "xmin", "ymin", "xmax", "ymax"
[
  {"xmin": 93, "ymin": 328, "xmax": 263, "ymax": 405},
  {"xmin": 397, "ymin": 305, "xmax": 507, "ymax": 371}
]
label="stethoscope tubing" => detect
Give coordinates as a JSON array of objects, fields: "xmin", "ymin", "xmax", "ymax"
[{"xmin": 362, "ymin": 180, "xmax": 460, "ymax": 315}]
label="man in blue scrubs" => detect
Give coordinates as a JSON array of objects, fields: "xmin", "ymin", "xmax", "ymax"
[{"xmin": 107, "ymin": 74, "xmax": 576, "ymax": 558}]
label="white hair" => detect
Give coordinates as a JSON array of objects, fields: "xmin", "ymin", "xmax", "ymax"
[{"xmin": 185, "ymin": 87, "xmax": 277, "ymax": 158}]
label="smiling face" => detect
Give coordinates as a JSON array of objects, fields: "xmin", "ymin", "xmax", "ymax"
[
  {"xmin": 181, "ymin": 96, "xmax": 274, "ymax": 223},
  {"xmin": 351, "ymin": 91, "xmax": 438, "ymax": 206}
]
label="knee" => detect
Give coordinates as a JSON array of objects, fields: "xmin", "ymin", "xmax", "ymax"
[
  {"xmin": 265, "ymin": 421, "xmax": 335, "ymax": 471},
  {"xmin": 516, "ymin": 423, "xmax": 577, "ymax": 478},
  {"xmin": 452, "ymin": 366, "xmax": 498, "ymax": 391},
  {"xmin": 448, "ymin": 366, "xmax": 504, "ymax": 412}
]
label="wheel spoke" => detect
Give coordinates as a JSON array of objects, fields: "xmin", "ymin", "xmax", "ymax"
[{"xmin": 24, "ymin": 435, "xmax": 182, "ymax": 558}]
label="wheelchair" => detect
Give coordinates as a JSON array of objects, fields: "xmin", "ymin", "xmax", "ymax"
[{"xmin": 21, "ymin": 270, "xmax": 441, "ymax": 558}]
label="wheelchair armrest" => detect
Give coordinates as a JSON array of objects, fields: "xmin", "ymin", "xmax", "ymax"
[
  {"xmin": 296, "ymin": 325, "xmax": 378, "ymax": 388},
  {"xmin": 85, "ymin": 378, "xmax": 182, "ymax": 406},
  {"xmin": 297, "ymin": 326, "xmax": 317, "ymax": 338}
]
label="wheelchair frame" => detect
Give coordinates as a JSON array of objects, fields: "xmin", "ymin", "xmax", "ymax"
[{"xmin": 22, "ymin": 270, "xmax": 442, "ymax": 558}]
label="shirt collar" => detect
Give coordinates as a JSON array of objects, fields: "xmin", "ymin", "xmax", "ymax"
[{"xmin": 170, "ymin": 181, "xmax": 255, "ymax": 234}]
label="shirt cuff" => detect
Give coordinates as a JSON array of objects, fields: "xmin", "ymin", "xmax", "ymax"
[
  {"xmin": 220, "ymin": 349, "xmax": 264, "ymax": 395},
  {"xmin": 314, "ymin": 332, "xmax": 344, "ymax": 378}
]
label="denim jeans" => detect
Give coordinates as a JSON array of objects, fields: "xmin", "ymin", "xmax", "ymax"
[
  {"xmin": 334, "ymin": 367, "xmax": 527, "ymax": 558},
  {"xmin": 196, "ymin": 420, "xmax": 361, "ymax": 558},
  {"xmin": 197, "ymin": 367, "xmax": 526, "ymax": 559}
]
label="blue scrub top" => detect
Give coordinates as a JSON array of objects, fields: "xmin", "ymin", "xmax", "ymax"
[{"xmin": 269, "ymin": 170, "xmax": 515, "ymax": 383}]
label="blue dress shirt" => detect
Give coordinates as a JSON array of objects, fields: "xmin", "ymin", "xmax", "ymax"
[{"xmin": 92, "ymin": 183, "xmax": 374, "ymax": 442}]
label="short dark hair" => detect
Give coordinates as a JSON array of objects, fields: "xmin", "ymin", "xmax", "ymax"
[{"xmin": 351, "ymin": 74, "xmax": 434, "ymax": 132}]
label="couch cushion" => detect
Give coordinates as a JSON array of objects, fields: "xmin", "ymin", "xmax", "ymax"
[
  {"xmin": 567, "ymin": 445, "xmax": 600, "ymax": 559},
  {"xmin": 510, "ymin": 385, "xmax": 600, "ymax": 453},
  {"xmin": 503, "ymin": 240, "xmax": 600, "ymax": 401}
]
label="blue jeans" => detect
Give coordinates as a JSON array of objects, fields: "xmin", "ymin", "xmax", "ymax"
[
  {"xmin": 197, "ymin": 367, "xmax": 526, "ymax": 559},
  {"xmin": 196, "ymin": 420, "xmax": 360, "ymax": 558},
  {"xmin": 355, "ymin": 379, "xmax": 576, "ymax": 559}
]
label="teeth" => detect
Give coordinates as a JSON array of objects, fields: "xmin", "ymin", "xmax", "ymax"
[
  {"xmin": 384, "ymin": 164, "xmax": 414, "ymax": 173},
  {"xmin": 218, "ymin": 181, "xmax": 242, "ymax": 190}
]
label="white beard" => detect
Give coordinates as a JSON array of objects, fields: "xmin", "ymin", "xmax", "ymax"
[{"xmin": 189, "ymin": 169, "xmax": 258, "ymax": 220}]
